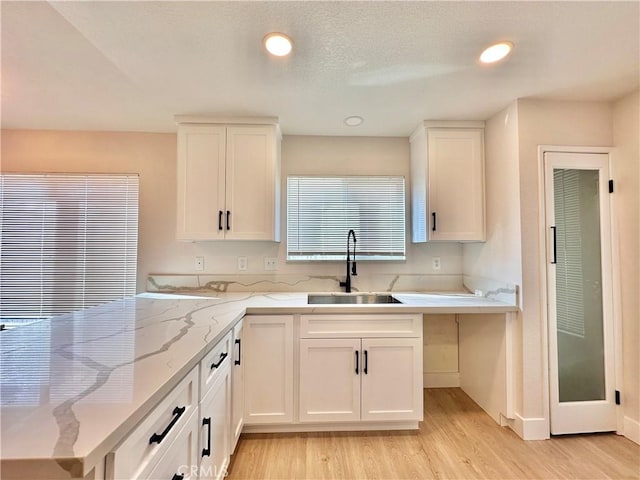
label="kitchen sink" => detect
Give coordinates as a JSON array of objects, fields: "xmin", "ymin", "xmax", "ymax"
[{"xmin": 307, "ymin": 293, "xmax": 402, "ymax": 304}]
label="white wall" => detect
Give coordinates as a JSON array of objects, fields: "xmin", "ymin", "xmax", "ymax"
[
  {"xmin": 516, "ymin": 99, "xmax": 613, "ymax": 429},
  {"xmin": 463, "ymin": 102, "xmax": 522, "ymax": 290},
  {"xmin": 612, "ymin": 91, "xmax": 639, "ymax": 442},
  {"xmin": 462, "ymin": 100, "xmax": 524, "ymax": 420},
  {"xmin": 1, "ymin": 130, "xmax": 463, "ymax": 292}
]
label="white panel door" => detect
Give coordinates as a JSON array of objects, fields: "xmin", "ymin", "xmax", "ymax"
[
  {"xmin": 243, "ymin": 315, "xmax": 294, "ymax": 424},
  {"xmin": 299, "ymin": 338, "xmax": 361, "ymax": 423},
  {"xmin": 427, "ymin": 128, "xmax": 485, "ymax": 241},
  {"xmin": 225, "ymin": 126, "xmax": 277, "ymax": 240},
  {"xmin": 176, "ymin": 125, "xmax": 226, "ymax": 240},
  {"xmin": 361, "ymin": 338, "xmax": 423, "ymax": 422},
  {"xmin": 544, "ymin": 151, "xmax": 616, "ymax": 434}
]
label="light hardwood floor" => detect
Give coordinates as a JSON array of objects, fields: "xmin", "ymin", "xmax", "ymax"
[{"xmin": 228, "ymin": 388, "xmax": 640, "ymax": 479}]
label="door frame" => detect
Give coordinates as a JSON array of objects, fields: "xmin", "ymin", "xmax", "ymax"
[{"xmin": 537, "ymin": 145, "xmax": 623, "ymax": 436}]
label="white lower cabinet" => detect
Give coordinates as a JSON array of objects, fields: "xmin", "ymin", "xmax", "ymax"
[
  {"xmin": 199, "ymin": 334, "xmax": 231, "ymax": 480},
  {"xmin": 106, "ymin": 367, "xmax": 199, "ymax": 480},
  {"xmin": 299, "ymin": 314, "xmax": 423, "ymax": 426},
  {"xmin": 230, "ymin": 320, "xmax": 244, "ymax": 453},
  {"xmin": 243, "ymin": 315, "xmax": 294, "ymax": 424},
  {"xmin": 299, "ymin": 337, "xmax": 423, "ymax": 423},
  {"xmin": 360, "ymin": 337, "xmax": 423, "ymax": 421},
  {"xmin": 299, "ymin": 338, "xmax": 361, "ymax": 423}
]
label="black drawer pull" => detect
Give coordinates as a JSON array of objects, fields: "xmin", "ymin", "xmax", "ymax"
[
  {"xmin": 235, "ymin": 338, "xmax": 241, "ymax": 366},
  {"xmin": 172, "ymin": 474, "xmax": 184, "ymax": 480},
  {"xmin": 355, "ymin": 350, "xmax": 359, "ymax": 375},
  {"xmin": 364, "ymin": 350, "xmax": 368, "ymax": 375},
  {"xmin": 432, "ymin": 212, "xmax": 437, "ymax": 232},
  {"xmin": 202, "ymin": 417, "xmax": 211, "ymax": 457},
  {"xmin": 210, "ymin": 351, "xmax": 228, "ymax": 369},
  {"xmin": 149, "ymin": 406, "xmax": 186, "ymax": 445},
  {"xmin": 226, "ymin": 210, "xmax": 231, "ymax": 230},
  {"xmin": 218, "ymin": 210, "xmax": 223, "ymax": 231}
]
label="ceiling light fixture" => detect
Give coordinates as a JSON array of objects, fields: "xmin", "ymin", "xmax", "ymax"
[
  {"xmin": 344, "ymin": 116, "xmax": 364, "ymax": 127},
  {"xmin": 264, "ymin": 32, "xmax": 293, "ymax": 57},
  {"xmin": 479, "ymin": 41, "xmax": 514, "ymax": 64}
]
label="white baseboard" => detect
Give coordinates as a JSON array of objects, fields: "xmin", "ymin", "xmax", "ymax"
[
  {"xmin": 503, "ymin": 413, "xmax": 549, "ymax": 440},
  {"xmin": 243, "ymin": 421, "xmax": 419, "ymax": 434},
  {"xmin": 424, "ymin": 372, "xmax": 460, "ymax": 388},
  {"xmin": 624, "ymin": 416, "xmax": 640, "ymax": 444}
]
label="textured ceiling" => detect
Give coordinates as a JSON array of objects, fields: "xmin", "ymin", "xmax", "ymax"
[{"xmin": 1, "ymin": 1, "xmax": 638, "ymax": 136}]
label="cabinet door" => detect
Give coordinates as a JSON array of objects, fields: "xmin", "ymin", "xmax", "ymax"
[
  {"xmin": 427, "ymin": 128, "xmax": 485, "ymax": 241},
  {"xmin": 225, "ymin": 126, "xmax": 278, "ymax": 240},
  {"xmin": 243, "ymin": 315, "xmax": 294, "ymax": 424},
  {"xmin": 199, "ymin": 362, "xmax": 230, "ymax": 480},
  {"xmin": 299, "ymin": 338, "xmax": 361, "ymax": 423},
  {"xmin": 361, "ymin": 338, "xmax": 423, "ymax": 422},
  {"xmin": 177, "ymin": 125, "xmax": 226, "ymax": 240},
  {"xmin": 230, "ymin": 320, "xmax": 244, "ymax": 453}
]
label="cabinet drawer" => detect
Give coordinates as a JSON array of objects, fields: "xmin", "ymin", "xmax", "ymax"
[
  {"xmin": 200, "ymin": 331, "xmax": 232, "ymax": 396},
  {"xmin": 108, "ymin": 366, "xmax": 198, "ymax": 480},
  {"xmin": 145, "ymin": 410, "xmax": 199, "ymax": 480},
  {"xmin": 300, "ymin": 314, "xmax": 422, "ymax": 338}
]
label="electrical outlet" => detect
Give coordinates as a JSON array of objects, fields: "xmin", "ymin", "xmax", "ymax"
[
  {"xmin": 264, "ymin": 257, "xmax": 277, "ymax": 271},
  {"xmin": 237, "ymin": 256, "xmax": 248, "ymax": 271},
  {"xmin": 432, "ymin": 257, "xmax": 441, "ymax": 271},
  {"xmin": 195, "ymin": 256, "xmax": 204, "ymax": 271}
]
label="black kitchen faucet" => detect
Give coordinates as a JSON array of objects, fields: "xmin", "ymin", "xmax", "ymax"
[{"xmin": 339, "ymin": 229, "xmax": 357, "ymax": 293}]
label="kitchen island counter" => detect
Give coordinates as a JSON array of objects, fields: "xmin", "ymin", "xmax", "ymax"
[{"xmin": 0, "ymin": 291, "xmax": 517, "ymax": 479}]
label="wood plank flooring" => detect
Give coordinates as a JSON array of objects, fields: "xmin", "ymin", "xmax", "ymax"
[{"xmin": 227, "ymin": 388, "xmax": 640, "ymax": 479}]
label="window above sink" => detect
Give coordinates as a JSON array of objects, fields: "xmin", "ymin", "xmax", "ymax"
[{"xmin": 286, "ymin": 176, "xmax": 406, "ymax": 261}]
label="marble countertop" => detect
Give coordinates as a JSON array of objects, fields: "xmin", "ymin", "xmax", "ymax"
[{"xmin": 0, "ymin": 291, "xmax": 517, "ymax": 478}]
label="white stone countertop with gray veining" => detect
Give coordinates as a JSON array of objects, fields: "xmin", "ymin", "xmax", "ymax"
[{"xmin": 0, "ymin": 291, "xmax": 517, "ymax": 478}]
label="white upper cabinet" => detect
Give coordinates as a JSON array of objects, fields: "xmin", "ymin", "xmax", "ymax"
[
  {"xmin": 410, "ymin": 121, "xmax": 486, "ymax": 242},
  {"xmin": 176, "ymin": 118, "xmax": 281, "ymax": 241}
]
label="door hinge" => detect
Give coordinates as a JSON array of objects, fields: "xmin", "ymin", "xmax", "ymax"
[
  {"xmin": 609, "ymin": 179, "xmax": 614, "ymax": 193},
  {"xmin": 615, "ymin": 390, "xmax": 621, "ymax": 405}
]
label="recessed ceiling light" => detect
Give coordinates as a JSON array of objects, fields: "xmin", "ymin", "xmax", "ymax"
[
  {"xmin": 479, "ymin": 41, "xmax": 514, "ymax": 64},
  {"xmin": 344, "ymin": 116, "xmax": 364, "ymax": 127},
  {"xmin": 264, "ymin": 32, "xmax": 293, "ymax": 57}
]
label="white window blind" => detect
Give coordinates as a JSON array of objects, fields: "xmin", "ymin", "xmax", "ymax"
[
  {"xmin": 287, "ymin": 176, "xmax": 406, "ymax": 261},
  {"xmin": 554, "ymin": 169, "xmax": 585, "ymax": 338},
  {"xmin": 0, "ymin": 173, "xmax": 139, "ymax": 322}
]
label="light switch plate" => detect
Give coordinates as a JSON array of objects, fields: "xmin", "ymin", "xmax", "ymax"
[
  {"xmin": 237, "ymin": 256, "xmax": 248, "ymax": 271},
  {"xmin": 195, "ymin": 256, "xmax": 204, "ymax": 271}
]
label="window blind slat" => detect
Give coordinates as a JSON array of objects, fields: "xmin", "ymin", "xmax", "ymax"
[
  {"xmin": 0, "ymin": 173, "xmax": 139, "ymax": 321},
  {"xmin": 287, "ymin": 176, "xmax": 406, "ymax": 261}
]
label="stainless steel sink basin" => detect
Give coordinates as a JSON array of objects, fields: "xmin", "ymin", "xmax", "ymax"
[{"xmin": 307, "ymin": 293, "xmax": 402, "ymax": 305}]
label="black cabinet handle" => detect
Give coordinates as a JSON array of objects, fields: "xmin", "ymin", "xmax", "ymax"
[
  {"xmin": 364, "ymin": 350, "xmax": 368, "ymax": 375},
  {"xmin": 202, "ymin": 417, "xmax": 211, "ymax": 457},
  {"xmin": 355, "ymin": 350, "xmax": 359, "ymax": 375},
  {"xmin": 234, "ymin": 338, "xmax": 241, "ymax": 366},
  {"xmin": 226, "ymin": 210, "xmax": 231, "ymax": 230},
  {"xmin": 550, "ymin": 226, "xmax": 557, "ymax": 264},
  {"xmin": 218, "ymin": 210, "xmax": 223, "ymax": 231},
  {"xmin": 210, "ymin": 352, "xmax": 228, "ymax": 370},
  {"xmin": 149, "ymin": 406, "xmax": 186, "ymax": 444},
  {"xmin": 432, "ymin": 212, "xmax": 437, "ymax": 232},
  {"xmin": 172, "ymin": 474, "xmax": 184, "ymax": 480}
]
